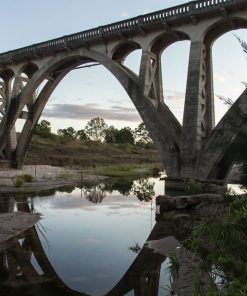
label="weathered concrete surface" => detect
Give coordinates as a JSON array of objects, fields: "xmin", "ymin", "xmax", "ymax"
[{"xmin": 0, "ymin": 212, "xmax": 41, "ymax": 243}]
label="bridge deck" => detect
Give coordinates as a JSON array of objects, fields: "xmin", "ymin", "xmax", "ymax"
[{"xmin": 0, "ymin": 0, "xmax": 244, "ymax": 65}]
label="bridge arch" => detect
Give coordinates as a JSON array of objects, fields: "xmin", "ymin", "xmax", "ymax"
[
  {"xmin": 194, "ymin": 17, "xmax": 247, "ymax": 179},
  {"xmin": 204, "ymin": 17, "xmax": 247, "ymax": 45},
  {"xmin": 0, "ymin": 68, "xmax": 14, "ymax": 81},
  {"xmin": 18, "ymin": 62, "xmax": 39, "ymax": 78},
  {"xmin": 110, "ymin": 41, "xmax": 141, "ymax": 63},
  {"xmin": 11, "ymin": 48, "xmax": 180, "ymax": 172},
  {"xmin": 148, "ymin": 31, "xmax": 190, "ymax": 56}
]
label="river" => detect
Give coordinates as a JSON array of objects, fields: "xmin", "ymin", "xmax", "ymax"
[{"xmin": 0, "ymin": 175, "xmax": 180, "ymax": 296}]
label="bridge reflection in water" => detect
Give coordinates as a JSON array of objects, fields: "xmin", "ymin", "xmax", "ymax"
[{"xmin": 0, "ymin": 191, "xmax": 191, "ymax": 296}]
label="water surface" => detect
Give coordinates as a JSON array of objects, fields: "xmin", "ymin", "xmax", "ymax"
[{"xmin": 0, "ymin": 176, "xmax": 174, "ymax": 296}]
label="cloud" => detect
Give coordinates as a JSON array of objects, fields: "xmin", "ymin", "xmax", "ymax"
[
  {"xmin": 214, "ymin": 73, "xmax": 225, "ymax": 82},
  {"xmin": 143, "ymin": 9, "xmax": 151, "ymax": 14},
  {"xmin": 43, "ymin": 103, "xmax": 141, "ymax": 122},
  {"xmin": 165, "ymin": 94, "xmax": 184, "ymax": 102},
  {"xmin": 121, "ymin": 11, "xmax": 129, "ymax": 17},
  {"xmin": 164, "ymin": 89, "xmax": 185, "ymax": 96}
]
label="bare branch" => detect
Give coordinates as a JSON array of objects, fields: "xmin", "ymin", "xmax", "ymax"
[{"xmin": 217, "ymin": 95, "xmax": 234, "ymax": 106}]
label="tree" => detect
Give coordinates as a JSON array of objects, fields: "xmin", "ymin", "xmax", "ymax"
[
  {"xmin": 76, "ymin": 129, "xmax": 88, "ymax": 141},
  {"xmin": 85, "ymin": 117, "xmax": 108, "ymax": 142},
  {"xmin": 115, "ymin": 127, "xmax": 134, "ymax": 145},
  {"xmin": 104, "ymin": 126, "xmax": 118, "ymax": 143},
  {"xmin": 134, "ymin": 122, "xmax": 153, "ymax": 148},
  {"xmin": 57, "ymin": 127, "xmax": 77, "ymax": 139},
  {"xmin": 34, "ymin": 120, "xmax": 52, "ymax": 138}
]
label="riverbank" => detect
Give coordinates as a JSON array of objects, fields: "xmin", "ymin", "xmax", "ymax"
[
  {"xmin": 25, "ymin": 135, "xmax": 160, "ymax": 167},
  {"xmin": 0, "ymin": 162, "xmax": 162, "ymax": 193}
]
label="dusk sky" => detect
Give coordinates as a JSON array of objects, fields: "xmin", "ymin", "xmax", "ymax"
[{"xmin": 0, "ymin": 0, "xmax": 246, "ymax": 132}]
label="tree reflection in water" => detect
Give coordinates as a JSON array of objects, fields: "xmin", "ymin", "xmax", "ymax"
[
  {"xmin": 133, "ymin": 178, "xmax": 155, "ymax": 202},
  {"xmin": 84, "ymin": 183, "xmax": 106, "ymax": 204},
  {"xmin": 103, "ymin": 180, "xmax": 133, "ymax": 196},
  {"xmin": 81, "ymin": 178, "xmax": 155, "ymax": 204},
  {"xmin": 81, "ymin": 177, "xmax": 156, "ymax": 204}
]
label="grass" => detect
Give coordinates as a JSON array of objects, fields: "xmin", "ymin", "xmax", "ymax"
[
  {"xmin": 85, "ymin": 163, "xmax": 162, "ymax": 178},
  {"xmin": 25, "ymin": 135, "xmax": 161, "ymax": 168}
]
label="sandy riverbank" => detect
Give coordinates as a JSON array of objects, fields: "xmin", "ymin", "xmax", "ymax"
[{"xmin": 0, "ymin": 165, "xmax": 104, "ymax": 193}]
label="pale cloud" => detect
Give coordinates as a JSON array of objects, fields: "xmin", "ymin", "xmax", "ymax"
[
  {"xmin": 166, "ymin": 94, "xmax": 184, "ymax": 102},
  {"xmin": 143, "ymin": 9, "xmax": 151, "ymax": 14},
  {"xmin": 43, "ymin": 103, "xmax": 141, "ymax": 122},
  {"xmin": 121, "ymin": 11, "xmax": 129, "ymax": 17},
  {"xmin": 214, "ymin": 73, "xmax": 225, "ymax": 82}
]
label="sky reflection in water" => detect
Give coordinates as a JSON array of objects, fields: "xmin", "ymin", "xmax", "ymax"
[{"xmin": 30, "ymin": 177, "xmax": 165, "ymax": 295}]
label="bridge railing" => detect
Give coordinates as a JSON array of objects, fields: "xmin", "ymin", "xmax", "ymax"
[{"xmin": 0, "ymin": 0, "xmax": 237, "ymax": 64}]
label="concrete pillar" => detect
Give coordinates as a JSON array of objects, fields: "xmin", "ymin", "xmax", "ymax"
[
  {"xmin": 180, "ymin": 39, "xmax": 214, "ymax": 176},
  {"xmin": 205, "ymin": 43, "xmax": 215, "ymax": 137},
  {"xmin": 139, "ymin": 51, "xmax": 164, "ymax": 107},
  {"xmin": 5, "ymin": 78, "xmax": 17, "ymax": 159}
]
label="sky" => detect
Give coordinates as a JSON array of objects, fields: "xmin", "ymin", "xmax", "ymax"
[{"xmin": 0, "ymin": 0, "xmax": 246, "ymax": 133}]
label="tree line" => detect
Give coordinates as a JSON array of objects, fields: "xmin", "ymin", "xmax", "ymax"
[{"xmin": 34, "ymin": 117, "xmax": 154, "ymax": 148}]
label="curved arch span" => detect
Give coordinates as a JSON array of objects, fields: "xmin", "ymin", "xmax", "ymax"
[
  {"xmin": 204, "ymin": 17, "xmax": 247, "ymax": 45},
  {"xmin": 110, "ymin": 41, "xmax": 141, "ymax": 62},
  {"xmin": 0, "ymin": 49, "xmax": 182, "ymax": 174},
  {"xmin": 0, "ymin": 68, "xmax": 14, "ymax": 81},
  {"xmin": 149, "ymin": 31, "xmax": 190, "ymax": 56},
  {"xmin": 18, "ymin": 62, "xmax": 39, "ymax": 78}
]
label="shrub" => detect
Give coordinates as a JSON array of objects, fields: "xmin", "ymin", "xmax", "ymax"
[
  {"xmin": 14, "ymin": 176, "xmax": 25, "ymax": 187},
  {"xmin": 14, "ymin": 174, "xmax": 34, "ymax": 187},
  {"xmin": 22, "ymin": 174, "xmax": 34, "ymax": 183},
  {"xmin": 185, "ymin": 178, "xmax": 203, "ymax": 195}
]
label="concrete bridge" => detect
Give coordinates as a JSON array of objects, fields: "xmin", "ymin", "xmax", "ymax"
[{"xmin": 0, "ymin": 0, "xmax": 246, "ymax": 180}]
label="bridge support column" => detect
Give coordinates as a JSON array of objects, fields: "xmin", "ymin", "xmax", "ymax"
[
  {"xmin": 139, "ymin": 51, "xmax": 164, "ymax": 106},
  {"xmin": 180, "ymin": 39, "xmax": 214, "ymax": 177},
  {"xmin": 0, "ymin": 77, "xmax": 17, "ymax": 164}
]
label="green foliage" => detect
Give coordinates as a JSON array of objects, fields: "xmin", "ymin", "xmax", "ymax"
[
  {"xmin": 104, "ymin": 126, "xmax": 118, "ymax": 143},
  {"xmin": 168, "ymin": 250, "xmax": 180, "ymax": 280},
  {"xmin": 14, "ymin": 174, "xmax": 34, "ymax": 187},
  {"xmin": 163, "ymin": 250, "xmax": 180, "ymax": 295},
  {"xmin": 186, "ymin": 195, "xmax": 247, "ymax": 295},
  {"xmin": 76, "ymin": 129, "xmax": 88, "ymax": 141},
  {"xmin": 14, "ymin": 176, "xmax": 25, "ymax": 187},
  {"xmin": 115, "ymin": 127, "xmax": 134, "ymax": 145},
  {"xmin": 134, "ymin": 122, "xmax": 154, "ymax": 148},
  {"xmin": 104, "ymin": 126, "xmax": 135, "ymax": 145},
  {"xmin": 21, "ymin": 174, "xmax": 34, "ymax": 182},
  {"xmin": 103, "ymin": 180, "xmax": 133, "ymax": 196},
  {"xmin": 85, "ymin": 117, "xmax": 108, "ymax": 142},
  {"xmin": 185, "ymin": 178, "xmax": 203, "ymax": 195},
  {"xmin": 57, "ymin": 127, "xmax": 77, "ymax": 140},
  {"xmin": 34, "ymin": 120, "xmax": 52, "ymax": 138}
]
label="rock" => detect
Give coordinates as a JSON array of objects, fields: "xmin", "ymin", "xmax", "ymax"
[{"xmin": 156, "ymin": 193, "xmax": 224, "ymax": 213}]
